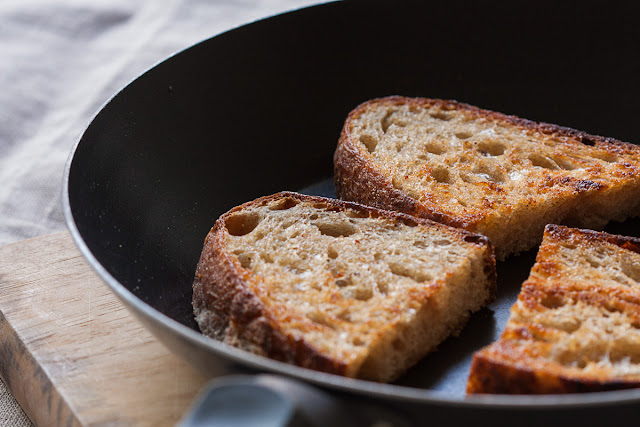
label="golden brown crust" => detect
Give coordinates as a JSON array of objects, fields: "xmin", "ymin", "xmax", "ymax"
[
  {"xmin": 467, "ymin": 349, "xmax": 640, "ymax": 394},
  {"xmin": 193, "ymin": 191, "xmax": 496, "ymax": 378},
  {"xmin": 467, "ymin": 225, "xmax": 640, "ymax": 394},
  {"xmin": 334, "ymin": 96, "xmax": 640, "ymax": 258},
  {"xmin": 544, "ymin": 223, "xmax": 640, "ymax": 256}
]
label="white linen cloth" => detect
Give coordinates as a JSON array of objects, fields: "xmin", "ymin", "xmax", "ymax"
[{"xmin": 0, "ymin": 1, "xmax": 321, "ymax": 424}]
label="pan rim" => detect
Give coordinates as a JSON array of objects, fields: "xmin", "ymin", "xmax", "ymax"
[{"xmin": 61, "ymin": 0, "xmax": 640, "ymax": 410}]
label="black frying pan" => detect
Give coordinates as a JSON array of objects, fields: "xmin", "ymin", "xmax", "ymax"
[{"xmin": 63, "ymin": 1, "xmax": 640, "ymax": 424}]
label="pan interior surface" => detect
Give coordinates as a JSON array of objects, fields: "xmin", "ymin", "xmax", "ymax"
[{"xmin": 65, "ymin": 0, "xmax": 640, "ymax": 407}]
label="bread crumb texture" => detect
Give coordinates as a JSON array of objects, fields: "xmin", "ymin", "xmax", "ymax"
[
  {"xmin": 193, "ymin": 193, "xmax": 495, "ymax": 382},
  {"xmin": 336, "ymin": 97, "xmax": 640, "ymax": 259},
  {"xmin": 467, "ymin": 225, "xmax": 640, "ymax": 394}
]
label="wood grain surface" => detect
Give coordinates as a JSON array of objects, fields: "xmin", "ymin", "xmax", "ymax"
[{"xmin": 0, "ymin": 232, "xmax": 208, "ymax": 426}]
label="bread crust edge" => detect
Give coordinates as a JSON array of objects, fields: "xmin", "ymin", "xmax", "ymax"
[{"xmin": 467, "ymin": 351, "xmax": 640, "ymax": 394}]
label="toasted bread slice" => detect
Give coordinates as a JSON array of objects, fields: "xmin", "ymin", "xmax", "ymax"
[
  {"xmin": 334, "ymin": 96, "xmax": 640, "ymax": 259},
  {"xmin": 192, "ymin": 192, "xmax": 496, "ymax": 382},
  {"xmin": 467, "ymin": 224, "xmax": 640, "ymax": 394}
]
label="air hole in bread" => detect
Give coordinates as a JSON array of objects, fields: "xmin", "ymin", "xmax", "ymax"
[
  {"xmin": 425, "ymin": 144, "xmax": 445, "ymax": 155},
  {"xmin": 528, "ymin": 154, "xmax": 559, "ymax": 170},
  {"xmin": 400, "ymin": 217, "xmax": 419, "ymax": 227},
  {"xmin": 430, "ymin": 111, "xmax": 452, "ymax": 121},
  {"xmin": 552, "ymin": 156, "xmax": 581, "ymax": 171},
  {"xmin": 380, "ymin": 111, "xmax": 407, "ymax": 132},
  {"xmin": 489, "ymin": 170, "xmax": 506, "ymax": 183},
  {"xmin": 527, "ymin": 327, "xmax": 548, "ymax": 342},
  {"xmin": 346, "ymin": 210, "xmax": 369, "ymax": 219},
  {"xmin": 590, "ymin": 151, "xmax": 618, "ymax": 163},
  {"xmin": 359, "ymin": 134, "xmax": 378, "ymax": 153},
  {"xmin": 608, "ymin": 352, "xmax": 640, "ymax": 365},
  {"xmin": 455, "ymin": 131, "xmax": 474, "ymax": 139},
  {"xmin": 432, "ymin": 166, "xmax": 452, "ymax": 184},
  {"xmin": 574, "ymin": 359, "xmax": 588, "ymax": 369},
  {"xmin": 388, "ymin": 262, "xmax": 432, "ymax": 283},
  {"xmin": 377, "ymin": 281, "xmax": 389, "ymax": 294},
  {"xmin": 269, "ymin": 197, "xmax": 299, "ymax": 211},
  {"xmin": 547, "ymin": 319, "xmax": 582, "ymax": 334},
  {"xmin": 235, "ymin": 251, "xmax": 255, "ymax": 269},
  {"xmin": 413, "ymin": 240, "xmax": 426, "ymax": 248},
  {"xmin": 345, "ymin": 285, "xmax": 374, "ymax": 301},
  {"xmin": 458, "ymin": 154, "xmax": 473, "ymax": 164},
  {"xmin": 314, "ymin": 220, "xmax": 358, "ymax": 237},
  {"xmin": 381, "ymin": 111, "xmax": 394, "ymax": 133},
  {"xmin": 335, "ymin": 278, "xmax": 349, "ymax": 287},
  {"xmin": 585, "ymin": 255, "xmax": 602, "ymax": 268},
  {"xmin": 327, "ymin": 244, "xmax": 339, "ymax": 259},
  {"xmin": 309, "ymin": 213, "xmax": 319, "ymax": 220},
  {"xmin": 477, "ymin": 140, "xmax": 506, "ymax": 156},
  {"xmin": 581, "ymin": 136, "xmax": 596, "ymax": 146},
  {"xmin": 462, "ymin": 235, "xmax": 485, "ymax": 245},
  {"xmin": 312, "ymin": 202, "xmax": 328, "ymax": 210},
  {"xmin": 337, "ymin": 308, "xmax": 352, "ymax": 322},
  {"xmin": 593, "ymin": 247, "xmax": 608, "ymax": 258},
  {"xmin": 260, "ymin": 252, "xmax": 274, "ymax": 263},
  {"xmin": 281, "ymin": 218, "xmax": 296, "ymax": 230},
  {"xmin": 434, "ymin": 239, "xmax": 452, "ymax": 246},
  {"xmin": 473, "ymin": 164, "xmax": 505, "ymax": 183},
  {"xmin": 225, "ymin": 211, "xmax": 262, "ymax": 236},
  {"xmin": 352, "ymin": 336, "xmax": 365, "ymax": 346},
  {"xmin": 604, "ymin": 304, "xmax": 623, "ymax": 314},
  {"xmin": 540, "ymin": 293, "xmax": 566, "ymax": 309},
  {"xmin": 306, "ymin": 311, "xmax": 335, "ymax": 329}
]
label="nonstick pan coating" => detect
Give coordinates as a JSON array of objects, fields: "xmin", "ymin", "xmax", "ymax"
[{"xmin": 64, "ymin": 0, "xmax": 640, "ymax": 422}]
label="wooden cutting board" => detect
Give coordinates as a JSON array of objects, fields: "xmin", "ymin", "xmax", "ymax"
[{"xmin": 0, "ymin": 231, "xmax": 210, "ymax": 426}]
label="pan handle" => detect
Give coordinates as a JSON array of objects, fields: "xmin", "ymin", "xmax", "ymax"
[{"xmin": 178, "ymin": 374, "xmax": 413, "ymax": 427}]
